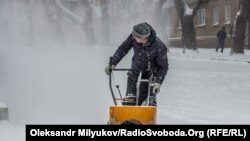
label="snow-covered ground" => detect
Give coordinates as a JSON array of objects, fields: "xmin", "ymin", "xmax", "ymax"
[
  {"xmin": 0, "ymin": 121, "xmax": 24, "ymax": 141},
  {"xmin": 0, "ymin": 47, "xmax": 250, "ymax": 140},
  {"xmin": 158, "ymin": 48, "xmax": 250, "ymax": 124}
]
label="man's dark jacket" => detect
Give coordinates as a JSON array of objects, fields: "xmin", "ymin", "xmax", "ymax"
[
  {"xmin": 217, "ymin": 29, "xmax": 227, "ymax": 42},
  {"xmin": 111, "ymin": 23, "xmax": 168, "ymax": 84}
]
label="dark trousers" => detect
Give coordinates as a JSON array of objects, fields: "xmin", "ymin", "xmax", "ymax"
[
  {"xmin": 216, "ymin": 40, "xmax": 224, "ymax": 53},
  {"xmin": 125, "ymin": 76, "xmax": 156, "ymax": 106}
]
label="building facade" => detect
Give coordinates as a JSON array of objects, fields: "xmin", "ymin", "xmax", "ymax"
[{"xmin": 167, "ymin": 0, "xmax": 249, "ymax": 48}]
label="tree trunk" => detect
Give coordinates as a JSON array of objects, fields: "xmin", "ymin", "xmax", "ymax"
[
  {"xmin": 174, "ymin": 0, "xmax": 203, "ymax": 52},
  {"xmin": 99, "ymin": 0, "xmax": 110, "ymax": 45},
  {"xmin": 22, "ymin": 0, "xmax": 35, "ymax": 47},
  {"xmin": 248, "ymin": 19, "xmax": 250, "ymax": 49},
  {"xmin": 232, "ymin": 0, "xmax": 250, "ymax": 54},
  {"xmin": 181, "ymin": 15, "xmax": 196, "ymax": 50},
  {"xmin": 78, "ymin": 0, "xmax": 95, "ymax": 44},
  {"xmin": 232, "ymin": 12, "xmax": 247, "ymax": 54}
]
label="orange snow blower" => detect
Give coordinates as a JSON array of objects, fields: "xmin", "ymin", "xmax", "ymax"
[{"xmin": 107, "ymin": 57, "xmax": 157, "ymax": 125}]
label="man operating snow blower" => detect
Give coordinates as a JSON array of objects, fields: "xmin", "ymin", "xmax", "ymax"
[{"xmin": 105, "ymin": 22, "xmax": 168, "ymax": 107}]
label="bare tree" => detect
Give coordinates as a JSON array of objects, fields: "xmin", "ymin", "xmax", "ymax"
[
  {"xmin": 54, "ymin": 0, "xmax": 96, "ymax": 44},
  {"xmin": 231, "ymin": 0, "xmax": 250, "ymax": 54},
  {"xmin": 77, "ymin": 0, "xmax": 95, "ymax": 43},
  {"xmin": 153, "ymin": 0, "xmax": 168, "ymax": 26},
  {"xmin": 42, "ymin": 0, "xmax": 66, "ymax": 48},
  {"xmin": 97, "ymin": 0, "xmax": 110, "ymax": 45},
  {"xmin": 17, "ymin": 0, "xmax": 35, "ymax": 47},
  {"xmin": 173, "ymin": 0, "xmax": 204, "ymax": 53}
]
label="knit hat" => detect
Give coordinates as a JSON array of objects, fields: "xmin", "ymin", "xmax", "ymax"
[{"xmin": 132, "ymin": 22, "xmax": 151, "ymax": 39}]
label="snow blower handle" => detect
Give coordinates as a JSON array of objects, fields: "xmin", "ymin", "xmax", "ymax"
[
  {"xmin": 113, "ymin": 68, "xmax": 131, "ymax": 71},
  {"xmin": 109, "ymin": 57, "xmax": 131, "ymax": 72},
  {"xmin": 109, "ymin": 57, "xmax": 117, "ymax": 105},
  {"xmin": 108, "ymin": 57, "xmax": 132, "ymax": 106}
]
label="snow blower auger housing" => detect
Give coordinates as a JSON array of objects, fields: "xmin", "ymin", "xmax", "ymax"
[{"xmin": 107, "ymin": 57, "xmax": 157, "ymax": 125}]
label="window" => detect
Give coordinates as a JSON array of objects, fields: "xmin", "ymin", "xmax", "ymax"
[
  {"xmin": 197, "ymin": 9, "xmax": 206, "ymax": 26},
  {"xmin": 213, "ymin": 7, "xmax": 219, "ymax": 25},
  {"xmin": 225, "ymin": 5, "xmax": 231, "ymax": 24}
]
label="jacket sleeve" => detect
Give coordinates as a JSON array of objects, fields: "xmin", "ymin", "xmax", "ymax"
[
  {"xmin": 112, "ymin": 35, "xmax": 133, "ymax": 66},
  {"xmin": 223, "ymin": 31, "xmax": 227, "ymax": 40},
  {"xmin": 155, "ymin": 43, "xmax": 169, "ymax": 84}
]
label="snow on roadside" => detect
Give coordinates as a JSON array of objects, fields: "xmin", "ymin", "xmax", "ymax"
[{"xmin": 170, "ymin": 48, "xmax": 250, "ymax": 63}]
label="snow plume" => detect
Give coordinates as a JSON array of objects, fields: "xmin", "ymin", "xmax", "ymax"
[
  {"xmin": 0, "ymin": 0, "xmax": 173, "ymax": 47},
  {"xmin": 0, "ymin": 45, "xmax": 114, "ymax": 124}
]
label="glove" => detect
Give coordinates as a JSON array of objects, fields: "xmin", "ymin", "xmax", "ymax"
[
  {"xmin": 152, "ymin": 83, "xmax": 161, "ymax": 94},
  {"xmin": 105, "ymin": 65, "xmax": 115, "ymax": 75}
]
